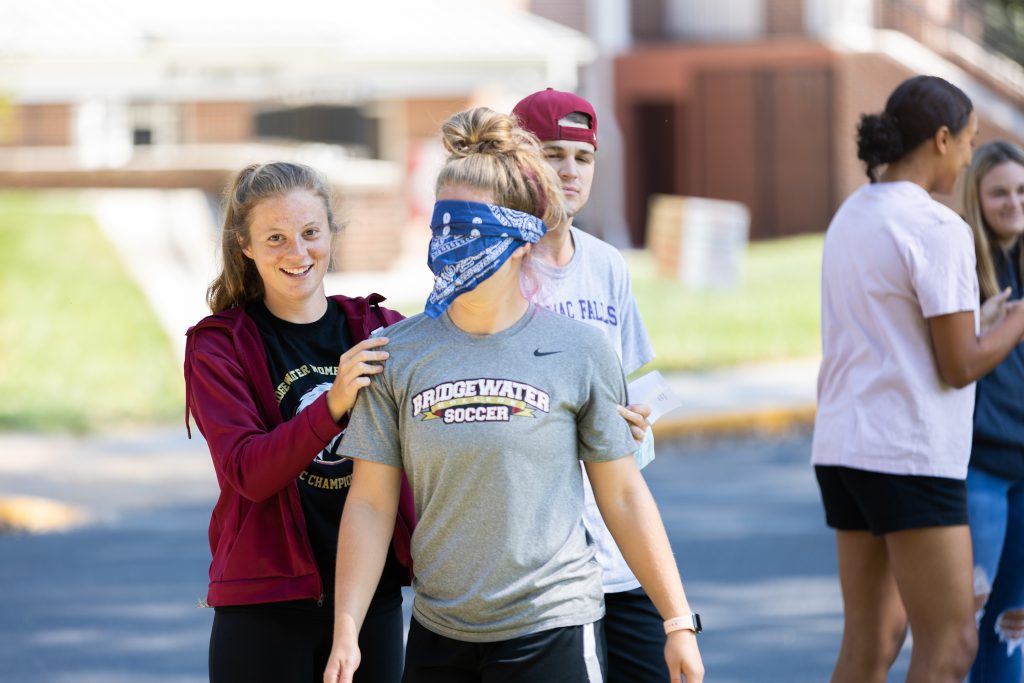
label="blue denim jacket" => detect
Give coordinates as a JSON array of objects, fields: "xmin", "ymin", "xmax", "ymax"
[{"xmin": 972, "ymin": 242, "xmax": 1024, "ymax": 478}]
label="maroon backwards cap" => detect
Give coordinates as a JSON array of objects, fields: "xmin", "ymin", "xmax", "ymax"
[{"xmin": 513, "ymin": 87, "xmax": 598, "ymax": 150}]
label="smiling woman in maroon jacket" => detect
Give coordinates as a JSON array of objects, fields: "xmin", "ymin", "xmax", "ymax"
[{"xmin": 183, "ymin": 161, "xmax": 413, "ymax": 683}]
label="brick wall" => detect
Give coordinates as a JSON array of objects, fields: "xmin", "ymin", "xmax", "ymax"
[
  {"xmin": 182, "ymin": 102, "xmax": 253, "ymax": 144},
  {"xmin": 615, "ymin": 41, "xmax": 838, "ymax": 243},
  {"xmin": 832, "ymin": 53, "xmax": 911, "ymax": 201},
  {"xmin": 3, "ymin": 104, "xmax": 72, "ymax": 146},
  {"xmin": 632, "ymin": 0, "xmax": 667, "ymax": 41},
  {"xmin": 333, "ymin": 186, "xmax": 409, "ymax": 272},
  {"xmin": 765, "ymin": 0, "xmax": 805, "ymax": 35},
  {"xmin": 403, "ymin": 98, "xmax": 471, "ymax": 139}
]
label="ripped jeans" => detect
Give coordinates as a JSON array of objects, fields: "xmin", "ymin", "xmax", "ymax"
[{"xmin": 967, "ymin": 465, "xmax": 1024, "ymax": 683}]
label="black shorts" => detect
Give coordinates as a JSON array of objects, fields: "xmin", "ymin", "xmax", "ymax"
[
  {"xmin": 815, "ymin": 465, "xmax": 967, "ymax": 535},
  {"xmin": 403, "ymin": 617, "xmax": 605, "ymax": 683}
]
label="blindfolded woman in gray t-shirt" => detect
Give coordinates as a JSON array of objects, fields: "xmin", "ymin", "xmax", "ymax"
[{"xmin": 323, "ymin": 107, "xmax": 704, "ymax": 683}]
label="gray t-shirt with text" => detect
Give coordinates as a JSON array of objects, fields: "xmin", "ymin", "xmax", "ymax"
[{"xmin": 340, "ymin": 305, "xmax": 637, "ymax": 642}]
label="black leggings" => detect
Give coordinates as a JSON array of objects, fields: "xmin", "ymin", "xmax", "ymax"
[{"xmin": 209, "ymin": 599, "xmax": 403, "ymax": 683}]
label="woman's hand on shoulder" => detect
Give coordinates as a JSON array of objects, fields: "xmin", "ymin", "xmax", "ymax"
[{"xmin": 326, "ymin": 337, "xmax": 390, "ymax": 421}]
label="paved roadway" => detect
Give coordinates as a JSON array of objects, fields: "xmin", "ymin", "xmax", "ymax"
[{"xmin": 0, "ymin": 430, "xmax": 912, "ymax": 682}]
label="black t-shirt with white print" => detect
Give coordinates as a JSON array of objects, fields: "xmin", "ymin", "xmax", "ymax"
[{"xmin": 248, "ymin": 298, "xmax": 403, "ymax": 613}]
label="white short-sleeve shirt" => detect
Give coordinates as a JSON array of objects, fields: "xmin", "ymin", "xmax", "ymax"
[
  {"xmin": 531, "ymin": 226, "xmax": 655, "ymax": 592},
  {"xmin": 811, "ymin": 181, "xmax": 979, "ymax": 479}
]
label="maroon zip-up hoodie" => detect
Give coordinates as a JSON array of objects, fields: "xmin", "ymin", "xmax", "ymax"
[{"xmin": 184, "ymin": 293, "xmax": 414, "ymax": 607}]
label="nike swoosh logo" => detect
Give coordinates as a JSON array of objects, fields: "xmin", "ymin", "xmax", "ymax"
[{"xmin": 533, "ymin": 349, "xmax": 563, "ymax": 357}]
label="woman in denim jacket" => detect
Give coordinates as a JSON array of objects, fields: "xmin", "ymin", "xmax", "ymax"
[{"xmin": 961, "ymin": 140, "xmax": 1024, "ymax": 682}]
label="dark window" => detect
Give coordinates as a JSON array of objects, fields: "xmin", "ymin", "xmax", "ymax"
[{"xmin": 255, "ymin": 106, "xmax": 378, "ymax": 157}]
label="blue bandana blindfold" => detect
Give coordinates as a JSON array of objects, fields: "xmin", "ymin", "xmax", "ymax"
[{"xmin": 425, "ymin": 200, "xmax": 547, "ymax": 318}]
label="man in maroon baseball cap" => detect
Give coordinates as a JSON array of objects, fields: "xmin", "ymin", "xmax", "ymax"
[
  {"xmin": 513, "ymin": 89, "xmax": 701, "ymax": 683},
  {"xmin": 512, "ymin": 87, "xmax": 598, "ymax": 151},
  {"xmin": 513, "ymin": 88, "xmax": 598, "ymax": 221}
]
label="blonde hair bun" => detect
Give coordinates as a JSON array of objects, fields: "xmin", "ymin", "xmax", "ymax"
[
  {"xmin": 441, "ymin": 108, "xmax": 536, "ymax": 158},
  {"xmin": 435, "ymin": 107, "xmax": 567, "ymax": 231}
]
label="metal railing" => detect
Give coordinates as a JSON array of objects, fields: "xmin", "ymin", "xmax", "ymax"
[{"xmin": 883, "ymin": 0, "xmax": 1024, "ymax": 67}]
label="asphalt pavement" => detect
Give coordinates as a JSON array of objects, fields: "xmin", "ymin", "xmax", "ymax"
[{"xmin": 0, "ymin": 429, "xmax": 912, "ymax": 682}]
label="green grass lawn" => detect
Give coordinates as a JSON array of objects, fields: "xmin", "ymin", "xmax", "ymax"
[
  {"xmin": 0, "ymin": 192, "xmax": 183, "ymax": 432},
  {"xmin": 629, "ymin": 232, "xmax": 822, "ymax": 371}
]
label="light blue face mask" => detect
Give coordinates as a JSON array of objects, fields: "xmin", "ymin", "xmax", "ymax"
[{"xmin": 424, "ymin": 200, "xmax": 547, "ymax": 318}]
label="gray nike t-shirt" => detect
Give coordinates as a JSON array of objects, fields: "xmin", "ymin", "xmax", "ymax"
[{"xmin": 340, "ymin": 304, "xmax": 637, "ymax": 642}]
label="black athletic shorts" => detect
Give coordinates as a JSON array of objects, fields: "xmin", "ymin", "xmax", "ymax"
[
  {"xmin": 403, "ymin": 617, "xmax": 606, "ymax": 683},
  {"xmin": 815, "ymin": 464, "xmax": 968, "ymax": 534}
]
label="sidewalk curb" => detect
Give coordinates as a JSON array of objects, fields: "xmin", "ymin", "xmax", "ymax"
[
  {"xmin": 653, "ymin": 404, "xmax": 817, "ymax": 440},
  {"xmin": 0, "ymin": 496, "xmax": 87, "ymax": 534}
]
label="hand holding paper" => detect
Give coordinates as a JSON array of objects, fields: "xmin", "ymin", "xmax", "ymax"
[
  {"xmin": 627, "ymin": 370, "xmax": 684, "ymax": 425},
  {"xmin": 623, "ymin": 371, "xmax": 684, "ymax": 470}
]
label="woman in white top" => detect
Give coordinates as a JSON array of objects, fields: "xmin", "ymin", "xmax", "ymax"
[{"xmin": 812, "ymin": 75, "xmax": 1024, "ymax": 683}]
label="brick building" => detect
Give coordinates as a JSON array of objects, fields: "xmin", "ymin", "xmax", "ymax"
[
  {"xmin": 531, "ymin": 0, "xmax": 1024, "ymax": 244},
  {"xmin": 0, "ymin": 0, "xmax": 595, "ymax": 270}
]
